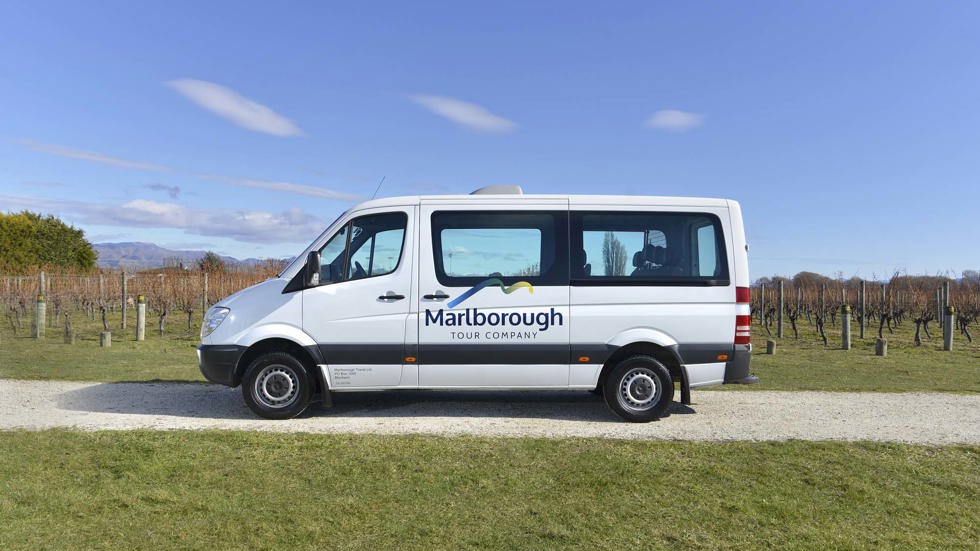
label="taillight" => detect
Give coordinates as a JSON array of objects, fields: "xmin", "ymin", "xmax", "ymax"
[
  {"xmin": 735, "ymin": 286, "xmax": 751, "ymax": 345},
  {"xmin": 735, "ymin": 315, "xmax": 752, "ymax": 345},
  {"xmin": 736, "ymin": 286, "xmax": 751, "ymax": 303}
]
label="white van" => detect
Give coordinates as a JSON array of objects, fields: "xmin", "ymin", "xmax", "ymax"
[{"xmin": 198, "ymin": 186, "xmax": 755, "ymax": 422}]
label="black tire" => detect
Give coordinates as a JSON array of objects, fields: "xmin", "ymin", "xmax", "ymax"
[
  {"xmin": 602, "ymin": 355, "xmax": 674, "ymax": 422},
  {"xmin": 242, "ymin": 351, "xmax": 313, "ymax": 420}
]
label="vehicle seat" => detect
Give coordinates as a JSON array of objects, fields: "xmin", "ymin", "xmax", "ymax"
[
  {"xmin": 573, "ymin": 249, "xmax": 591, "ymax": 277},
  {"xmin": 631, "ymin": 245, "xmax": 665, "ymax": 276}
]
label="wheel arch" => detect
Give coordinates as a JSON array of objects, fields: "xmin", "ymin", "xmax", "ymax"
[
  {"xmin": 598, "ymin": 342, "xmax": 691, "ymax": 405},
  {"xmin": 235, "ymin": 338, "xmax": 326, "ymax": 397}
]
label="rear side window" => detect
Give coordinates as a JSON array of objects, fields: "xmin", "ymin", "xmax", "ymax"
[
  {"xmin": 571, "ymin": 211, "xmax": 729, "ymax": 285},
  {"xmin": 431, "ymin": 211, "xmax": 568, "ymax": 287}
]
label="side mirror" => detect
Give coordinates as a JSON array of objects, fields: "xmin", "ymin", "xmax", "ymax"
[{"xmin": 305, "ymin": 251, "xmax": 320, "ymax": 286}]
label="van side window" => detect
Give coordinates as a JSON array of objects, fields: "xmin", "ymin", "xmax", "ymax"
[
  {"xmin": 570, "ymin": 211, "xmax": 729, "ymax": 285},
  {"xmin": 431, "ymin": 211, "xmax": 568, "ymax": 287},
  {"xmin": 695, "ymin": 223, "xmax": 719, "ymax": 278},
  {"xmin": 317, "ymin": 212, "xmax": 407, "ymax": 284}
]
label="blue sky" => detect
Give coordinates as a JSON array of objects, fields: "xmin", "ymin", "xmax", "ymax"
[{"xmin": 1, "ymin": 1, "xmax": 978, "ymax": 279}]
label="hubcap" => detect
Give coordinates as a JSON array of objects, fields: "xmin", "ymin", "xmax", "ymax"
[
  {"xmin": 254, "ymin": 365, "xmax": 298, "ymax": 409},
  {"xmin": 618, "ymin": 368, "xmax": 662, "ymax": 412}
]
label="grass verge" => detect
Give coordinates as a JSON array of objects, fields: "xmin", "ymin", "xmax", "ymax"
[
  {"xmin": 0, "ymin": 311, "xmax": 203, "ymax": 382},
  {"xmin": 0, "ymin": 431, "xmax": 977, "ymax": 550},
  {"xmin": 743, "ymin": 319, "xmax": 980, "ymax": 393}
]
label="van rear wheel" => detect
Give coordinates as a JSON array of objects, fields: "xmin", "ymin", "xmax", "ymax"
[
  {"xmin": 242, "ymin": 351, "xmax": 312, "ymax": 420},
  {"xmin": 603, "ymin": 355, "xmax": 673, "ymax": 422}
]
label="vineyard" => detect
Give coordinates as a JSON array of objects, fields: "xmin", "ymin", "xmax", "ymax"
[
  {"xmin": 2, "ymin": 264, "xmax": 285, "ymax": 339},
  {"xmin": 752, "ymin": 274, "xmax": 979, "ymax": 348},
  {"xmin": 2, "ymin": 267, "xmax": 979, "ymax": 351}
]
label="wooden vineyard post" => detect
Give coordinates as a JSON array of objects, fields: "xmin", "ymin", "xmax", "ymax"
[
  {"xmin": 64, "ymin": 312, "xmax": 74, "ymax": 344},
  {"xmin": 136, "ymin": 295, "xmax": 146, "ymax": 341},
  {"xmin": 38, "ymin": 271, "xmax": 47, "ymax": 330},
  {"xmin": 34, "ymin": 294, "xmax": 46, "ymax": 339},
  {"xmin": 859, "ymin": 280, "xmax": 866, "ymax": 339},
  {"xmin": 100, "ymin": 306, "xmax": 111, "ymax": 347},
  {"xmin": 875, "ymin": 338, "xmax": 887, "ymax": 356},
  {"xmin": 936, "ymin": 288, "xmax": 943, "ymax": 329},
  {"xmin": 841, "ymin": 304, "xmax": 851, "ymax": 350},
  {"xmin": 777, "ymin": 280, "xmax": 784, "ymax": 338},
  {"xmin": 759, "ymin": 284, "xmax": 766, "ymax": 325},
  {"xmin": 943, "ymin": 306, "xmax": 955, "ymax": 351}
]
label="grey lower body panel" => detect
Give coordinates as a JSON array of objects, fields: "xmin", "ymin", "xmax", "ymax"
[
  {"xmin": 724, "ymin": 344, "xmax": 757, "ymax": 384},
  {"xmin": 198, "ymin": 344, "xmax": 246, "ymax": 386}
]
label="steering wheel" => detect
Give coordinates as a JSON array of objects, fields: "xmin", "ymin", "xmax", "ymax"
[{"xmin": 352, "ymin": 260, "xmax": 367, "ymax": 279}]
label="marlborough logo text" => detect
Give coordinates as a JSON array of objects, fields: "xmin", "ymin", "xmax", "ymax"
[
  {"xmin": 447, "ymin": 278, "xmax": 533, "ymax": 309},
  {"xmin": 426, "ymin": 278, "xmax": 562, "ymax": 339},
  {"xmin": 425, "ymin": 307, "xmax": 563, "ymax": 332}
]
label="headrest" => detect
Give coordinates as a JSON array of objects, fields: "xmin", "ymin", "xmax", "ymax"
[
  {"xmin": 572, "ymin": 248, "xmax": 587, "ymax": 266},
  {"xmin": 645, "ymin": 244, "xmax": 666, "ymax": 265},
  {"xmin": 633, "ymin": 251, "xmax": 645, "ymax": 268}
]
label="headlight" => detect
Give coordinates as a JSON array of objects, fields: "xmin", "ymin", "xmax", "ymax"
[{"xmin": 201, "ymin": 307, "xmax": 230, "ymax": 339}]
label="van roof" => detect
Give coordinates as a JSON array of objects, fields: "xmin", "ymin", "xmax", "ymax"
[{"xmin": 350, "ymin": 193, "xmax": 733, "ymax": 211}]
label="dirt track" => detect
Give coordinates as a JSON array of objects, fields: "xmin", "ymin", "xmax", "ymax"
[{"xmin": 1, "ymin": 379, "xmax": 978, "ymax": 444}]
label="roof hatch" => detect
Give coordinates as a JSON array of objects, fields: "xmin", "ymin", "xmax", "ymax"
[{"xmin": 470, "ymin": 185, "xmax": 523, "ymax": 195}]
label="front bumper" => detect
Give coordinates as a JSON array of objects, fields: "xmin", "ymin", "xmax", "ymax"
[
  {"xmin": 197, "ymin": 344, "xmax": 247, "ymax": 387},
  {"xmin": 724, "ymin": 344, "xmax": 758, "ymax": 384}
]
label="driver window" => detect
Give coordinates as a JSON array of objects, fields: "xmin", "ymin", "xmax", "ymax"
[
  {"xmin": 318, "ymin": 223, "xmax": 349, "ymax": 284},
  {"xmin": 317, "ymin": 212, "xmax": 407, "ymax": 284}
]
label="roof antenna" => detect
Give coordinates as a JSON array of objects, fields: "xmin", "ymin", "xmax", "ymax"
[{"xmin": 371, "ymin": 176, "xmax": 386, "ymax": 200}]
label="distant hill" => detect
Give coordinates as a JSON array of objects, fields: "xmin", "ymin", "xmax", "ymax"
[{"xmin": 94, "ymin": 242, "xmax": 263, "ymax": 269}]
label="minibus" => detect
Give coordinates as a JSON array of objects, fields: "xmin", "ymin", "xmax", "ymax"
[{"xmin": 198, "ymin": 186, "xmax": 755, "ymax": 422}]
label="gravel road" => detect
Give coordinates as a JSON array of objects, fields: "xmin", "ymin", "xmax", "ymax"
[{"xmin": 2, "ymin": 379, "xmax": 978, "ymax": 444}]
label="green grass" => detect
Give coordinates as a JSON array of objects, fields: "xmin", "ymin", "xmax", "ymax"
[
  {"xmin": 744, "ymin": 318, "xmax": 980, "ymax": 393},
  {"xmin": 0, "ymin": 431, "xmax": 976, "ymax": 550},
  {"xmin": 2, "ymin": 308, "xmax": 978, "ymax": 393},
  {"xmin": 0, "ymin": 309, "xmax": 203, "ymax": 382}
]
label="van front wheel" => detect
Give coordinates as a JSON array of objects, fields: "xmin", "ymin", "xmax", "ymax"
[
  {"xmin": 242, "ymin": 352, "xmax": 312, "ymax": 420},
  {"xmin": 603, "ymin": 355, "xmax": 674, "ymax": 422}
]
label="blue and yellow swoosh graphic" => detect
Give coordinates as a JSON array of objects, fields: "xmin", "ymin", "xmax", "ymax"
[{"xmin": 447, "ymin": 278, "xmax": 533, "ymax": 309}]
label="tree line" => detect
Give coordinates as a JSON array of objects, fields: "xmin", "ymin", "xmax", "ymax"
[{"xmin": 0, "ymin": 211, "xmax": 98, "ymax": 273}]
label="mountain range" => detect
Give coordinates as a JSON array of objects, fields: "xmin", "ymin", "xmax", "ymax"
[{"xmin": 93, "ymin": 242, "xmax": 268, "ymax": 269}]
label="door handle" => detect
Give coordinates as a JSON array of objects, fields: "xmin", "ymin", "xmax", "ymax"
[
  {"xmin": 423, "ymin": 291, "xmax": 450, "ymax": 300},
  {"xmin": 378, "ymin": 293, "xmax": 405, "ymax": 301}
]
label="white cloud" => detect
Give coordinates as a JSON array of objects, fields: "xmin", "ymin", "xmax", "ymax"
[
  {"xmin": 0, "ymin": 194, "xmax": 325, "ymax": 244},
  {"xmin": 644, "ymin": 110, "xmax": 705, "ymax": 132},
  {"xmin": 167, "ymin": 79, "xmax": 304, "ymax": 137},
  {"xmin": 195, "ymin": 173, "xmax": 362, "ymax": 201},
  {"xmin": 411, "ymin": 95, "xmax": 518, "ymax": 133},
  {"xmin": 17, "ymin": 139, "xmax": 173, "ymax": 171},
  {"xmin": 17, "ymin": 140, "xmax": 360, "ymax": 202}
]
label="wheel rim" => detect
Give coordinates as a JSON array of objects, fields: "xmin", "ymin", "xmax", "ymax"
[
  {"xmin": 617, "ymin": 367, "xmax": 662, "ymax": 413},
  {"xmin": 253, "ymin": 364, "xmax": 299, "ymax": 409}
]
